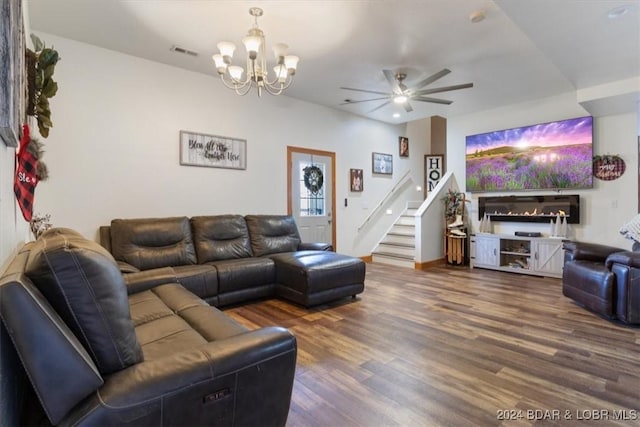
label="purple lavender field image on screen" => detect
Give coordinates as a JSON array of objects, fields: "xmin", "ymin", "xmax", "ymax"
[{"xmin": 465, "ymin": 116, "xmax": 593, "ymax": 192}]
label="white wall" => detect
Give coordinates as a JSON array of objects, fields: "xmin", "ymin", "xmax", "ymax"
[
  {"xmin": 448, "ymin": 92, "xmax": 638, "ymax": 249},
  {"xmin": 30, "ymin": 33, "xmax": 421, "ymax": 258}
]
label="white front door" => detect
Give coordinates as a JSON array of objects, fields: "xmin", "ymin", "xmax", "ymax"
[{"xmin": 289, "ymin": 150, "xmax": 334, "ymax": 246}]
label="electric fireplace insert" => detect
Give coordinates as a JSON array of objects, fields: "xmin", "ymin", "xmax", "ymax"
[{"xmin": 478, "ymin": 194, "xmax": 580, "ymax": 224}]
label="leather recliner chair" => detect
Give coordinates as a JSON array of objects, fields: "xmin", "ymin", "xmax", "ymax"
[{"xmin": 562, "ymin": 241, "xmax": 640, "ymax": 324}]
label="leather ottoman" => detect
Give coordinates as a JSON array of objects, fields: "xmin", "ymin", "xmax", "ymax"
[{"xmin": 270, "ymin": 251, "xmax": 365, "ymax": 307}]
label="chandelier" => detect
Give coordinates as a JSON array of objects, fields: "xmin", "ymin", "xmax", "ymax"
[{"xmin": 212, "ymin": 7, "xmax": 299, "ymax": 96}]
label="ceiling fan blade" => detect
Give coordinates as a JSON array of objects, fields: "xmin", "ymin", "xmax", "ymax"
[
  {"xmin": 410, "ymin": 69, "xmax": 451, "ymax": 90},
  {"xmin": 340, "ymin": 97, "xmax": 390, "ymax": 105},
  {"xmin": 382, "ymin": 69, "xmax": 403, "ymax": 95},
  {"xmin": 413, "ymin": 83, "xmax": 474, "ymax": 96},
  {"xmin": 340, "ymin": 87, "xmax": 391, "ymax": 96},
  {"xmin": 367, "ymin": 100, "xmax": 392, "ymax": 113},
  {"xmin": 413, "ymin": 96, "xmax": 453, "ymax": 105},
  {"xmin": 403, "ymin": 102, "xmax": 413, "ymax": 113}
]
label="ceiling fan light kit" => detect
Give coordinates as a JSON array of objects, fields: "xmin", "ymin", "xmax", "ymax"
[
  {"xmin": 340, "ymin": 68, "xmax": 474, "ymax": 114},
  {"xmin": 212, "ymin": 7, "xmax": 299, "ymax": 97}
]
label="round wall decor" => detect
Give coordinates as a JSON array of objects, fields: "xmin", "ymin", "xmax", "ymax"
[{"xmin": 593, "ymin": 155, "xmax": 625, "ymax": 181}]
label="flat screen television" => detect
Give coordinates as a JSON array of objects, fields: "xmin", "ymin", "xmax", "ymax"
[{"xmin": 465, "ymin": 116, "xmax": 593, "ymax": 192}]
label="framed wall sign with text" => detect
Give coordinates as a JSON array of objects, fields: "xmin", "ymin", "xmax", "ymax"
[
  {"xmin": 424, "ymin": 154, "xmax": 444, "ymax": 197},
  {"xmin": 180, "ymin": 130, "xmax": 247, "ymax": 170}
]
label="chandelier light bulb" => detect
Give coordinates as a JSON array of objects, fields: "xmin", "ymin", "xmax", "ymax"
[
  {"xmin": 242, "ymin": 35, "xmax": 262, "ymax": 59},
  {"xmin": 217, "ymin": 41, "xmax": 236, "ymax": 61},
  {"xmin": 228, "ymin": 66, "xmax": 244, "ymax": 81},
  {"xmin": 212, "ymin": 54, "xmax": 227, "ymax": 73},
  {"xmin": 274, "ymin": 65, "xmax": 288, "ymax": 82},
  {"xmin": 284, "ymin": 55, "xmax": 299, "ymax": 73},
  {"xmin": 272, "ymin": 43, "xmax": 289, "ymax": 61}
]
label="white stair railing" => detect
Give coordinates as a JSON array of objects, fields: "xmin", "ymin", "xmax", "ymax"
[{"xmin": 357, "ymin": 170, "xmax": 412, "ymax": 232}]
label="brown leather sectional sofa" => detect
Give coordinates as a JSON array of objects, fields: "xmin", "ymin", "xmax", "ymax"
[
  {"xmin": 99, "ymin": 214, "xmax": 366, "ymax": 307},
  {"xmin": 0, "ymin": 215, "xmax": 365, "ymax": 425},
  {"xmin": 0, "ymin": 228, "xmax": 297, "ymax": 426}
]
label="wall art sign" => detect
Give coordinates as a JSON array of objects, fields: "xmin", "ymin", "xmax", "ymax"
[
  {"xmin": 593, "ymin": 155, "xmax": 625, "ymax": 181},
  {"xmin": 372, "ymin": 152, "xmax": 392, "ymax": 175},
  {"xmin": 425, "ymin": 154, "xmax": 444, "ymax": 196},
  {"xmin": 180, "ymin": 130, "xmax": 246, "ymax": 170},
  {"xmin": 0, "ymin": 0, "xmax": 25, "ymax": 147}
]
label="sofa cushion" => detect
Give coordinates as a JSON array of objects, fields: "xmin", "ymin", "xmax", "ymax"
[
  {"xmin": 110, "ymin": 217, "xmax": 197, "ymax": 270},
  {"xmin": 245, "ymin": 215, "xmax": 301, "ymax": 257},
  {"xmin": 128, "ymin": 283, "xmax": 247, "ymax": 360},
  {"xmin": 25, "ymin": 228, "xmax": 143, "ymax": 375},
  {"xmin": 191, "ymin": 215, "xmax": 253, "ymax": 262}
]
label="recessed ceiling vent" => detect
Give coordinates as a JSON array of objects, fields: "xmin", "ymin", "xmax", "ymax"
[{"xmin": 170, "ymin": 45, "xmax": 199, "ymax": 57}]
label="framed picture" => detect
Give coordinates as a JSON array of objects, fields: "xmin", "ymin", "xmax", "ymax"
[
  {"xmin": 425, "ymin": 154, "xmax": 445, "ymax": 196},
  {"xmin": 399, "ymin": 136, "xmax": 409, "ymax": 157},
  {"xmin": 0, "ymin": 0, "xmax": 25, "ymax": 147},
  {"xmin": 372, "ymin": 152, "xmax": 393, "ymax": 175},
  {"xmin": 180, "ymin": 130, "xmax": 247, "ymax": 170},
  {"xmin": 350, "ymin": 168, "xmax": 363, "ymax": 192}
]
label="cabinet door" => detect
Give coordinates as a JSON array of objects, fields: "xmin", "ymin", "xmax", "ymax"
[
  {"xmin": 474, "ymin": 236, "xmax": 499, "ymax": 267},
  {"xmin": 533, "ymin": 240, "xmax": 564, "ymax": 276}
]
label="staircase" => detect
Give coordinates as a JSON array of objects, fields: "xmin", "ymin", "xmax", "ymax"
[{"xmin": 371, "ymin": 203, "xmax": 420, "ymax": 268}]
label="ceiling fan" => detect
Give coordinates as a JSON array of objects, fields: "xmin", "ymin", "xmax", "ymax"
[{"xmin": 340, "ymin": 69, "xmax": 473, "ymax": 113}]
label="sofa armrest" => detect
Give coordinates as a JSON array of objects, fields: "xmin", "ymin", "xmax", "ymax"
[
  {"xmin": 123, "ymin": 267, "xmax": 178, "ymax": 294},
  {"xmin": 63, "ymin": 326, "xmax": 297, "ymax": 426},
  {"xmin": 563, "ymin": 241, "xmax": 624, "ymax": 262},
  {"xmin": 117, "ymin": 260, "xmax": 140, "ymax": 274},
  {"xmin": 298, "ymin": 242, "xmax": 334, "ymax": 252},
  {"xmin": 98, "ymin": 225, "xmax": 112, "ymax": 252},
  {"xmin": 605, "ymin": 251, "xmax": 640, "ymax": 269}
]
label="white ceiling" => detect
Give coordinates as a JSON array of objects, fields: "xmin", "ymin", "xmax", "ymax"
[{"xmin": 26, "ymin": 0, "xmax": 640, "ymax": 124}]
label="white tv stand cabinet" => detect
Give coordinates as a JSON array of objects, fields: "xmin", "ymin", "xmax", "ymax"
[{"xmin": 470, "ymin": 233, "xmax": 566, "ymax": 278}]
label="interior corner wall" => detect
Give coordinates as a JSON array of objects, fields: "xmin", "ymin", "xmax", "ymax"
[
  {"xmin": 447, "ymin": 92, "xmax": 638, "ymax": 249},
  {"xmin": 29, "ymin": 33, "xmax": 410, "ymax": 257}
]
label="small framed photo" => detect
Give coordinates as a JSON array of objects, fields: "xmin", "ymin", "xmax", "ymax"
[
  {"xmin": 399, "ymin": 136, "xmax": 409, "ymax": 157},
  {"xmin": 350, "ymin": 168, "xmax": 363, "ymax": 192},
  {"xmin": 372, "ymin": 152, "xmax": 393, "ymax": 175}
]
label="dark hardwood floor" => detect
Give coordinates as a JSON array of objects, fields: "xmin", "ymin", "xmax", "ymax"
[{"xmin": 224, "ymin": 263, "xmax": 640, "ymax": 427}]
